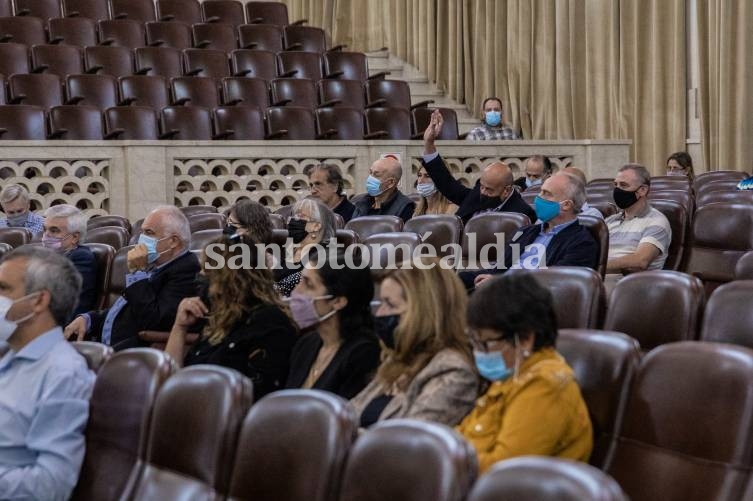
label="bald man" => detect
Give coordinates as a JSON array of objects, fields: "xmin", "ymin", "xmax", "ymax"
[
  {"xmin": 422, "ymin": 110, "xmax": 536, "ymax": 224},
  {"xmin": 562, "ymin": 166, "xmax": 604, "ymax": 219},
  {"xmin": 352, "ymin": 156, "xmax": 416, "ymax": 222}
]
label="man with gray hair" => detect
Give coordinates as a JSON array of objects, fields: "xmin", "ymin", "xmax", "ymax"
[
  {"xmin": 461, "ymin": 172, "xmax": 599, "ymax": 289},
  {"xmin": 65, "ymin": 205, "xmax": 200, "ymax": 350},
  {"xmin": 0, "ymin": 184, "xmax": 44, "ymax": 236},
  {"xmin": 0, "ymin": 246, "xmax": 95, "ymax": 500},
  {"xmin": 43, "ymin": 204, "xmax": 96, "ymax": 316}
]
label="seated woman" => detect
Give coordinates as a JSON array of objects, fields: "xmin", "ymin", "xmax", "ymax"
[
  {"xmin": 666, "ymin": 151, "xmax": 695, "ymax": 182},
  {"xmin": 350, "ymin": 257, "xmax": 479, "ymax": 427},
  {"xmin": 224, "ymin": 199, "xmax": 273, "ymax": 243},
  {"xmin": 166, "ymin": 234, "xmax": 297, "ymax": 398},
  {"xmin": 456, "ymin": 272, "xmax": 593, "ymax": 472},
  {"xmin": 413, "ymin": 165, "xmax": 458, "ymax": 216},
  {"xmin": 274, "ymin": 198, "xmax": 337, "ymax": 296},
  {"xmin": 285, "ymin": 251, "xmax": 380, "ymax": 398}
]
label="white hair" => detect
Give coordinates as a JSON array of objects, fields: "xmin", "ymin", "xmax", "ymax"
[
  {"xmin": 152, "ymin": 205, "xmax": 191, "ymax": 247},
  {"xmin": 292, "ymin": 198, "xmax": 336, "ymax": 243},
  {"xmin": 0, "ymin": 184, "xmax": 29, "ymax": 204},
  {"xmin": 44, "ymin": 204, "xmax": 88, "ymax": 240}
]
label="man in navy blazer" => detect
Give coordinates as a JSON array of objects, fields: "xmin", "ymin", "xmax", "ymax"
[
  {"xmin": 460, "ymin": 171, "xmax": 599, "ymax": 289},
  {"xmin": 422, "ymin": 110, "xmax": 537, "ymax": 224}
]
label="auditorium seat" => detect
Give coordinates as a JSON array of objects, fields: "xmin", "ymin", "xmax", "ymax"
[
  {"xmin": 365, "ymin": 79, "xmax": 433, "ymax": 109},
  {"xmin": 699, "ymin": 281, "xmax": 753, "ymax": 350},
  {"xmin": 134, "ymin": 47, "xmax": 183, "ymax": 78},
  {"xmin": 145, "ymin": 21, "xmax": 192, "ymax": 50},
  {"xmin": 188, "ymin": 212, "xmax": 225, "ymax": 232},
  {"xmin": 695, "ymin": 178, "xmax": 744, "ymax": 200},
  {"xmin": 404, "ymin": 214, "xmax": 463, "ymax": 259},
  {"xmin": 345, "ymin": 215, "xmax": 403, "ymax": 240},
  {"xmin": 607, "ymin": 342, "xmax": 753, "ymax": 501},
  {"xmin": 71, "ymin": 341, "xmax": 113, "ymax": 372},
  {"xmin": 119, "ymin": 365, "xmax": 253, "ymax": 500},
  {"xmin": 283, "ymin": 25, "xmax": 330, "ymax": 53},
  {"xmin": 411, "ymin": 107, "xmax": 462, "ymax": 139},
  {"xmin": 85, "ymin": 225, "xmax": 129, "ymax": 250},
  {"xmin": 315, "ymin": 106, "xmax": 364, "ymax": 139},
  {"xmin": 735, "ymin": 250, "xmax": 753, "ymax": 279},
  {"xmin": 201, "ymin": 0, "xmax": 245, "ymax": 28},
  {"xmin": 48, "ymin": 17, "xmax": 97, "ymax": 46},
  {"xmin": 213, "ymin": 105, "xmax": 265, "ymax": 140},
  {"xmin": 317, "ymin": 79, "xmax": 366, "ymax": 109},
  {"xmin": 277, "ymin": 50, "xmax": 324, "ymax": 80},
  {"xmin": 192, "ymin": 22, "xmax": 237, "ymax": 52},
  {"xmin": 523, "ymin": 267, "xmax": 605, "ymax": 329},
  {"xmin": 587, "ymin": 200, "xmax": 618, "ymax": 218},
  {"xmin": 109, "ymin": 0, "xmax": 156, "ymax": 22},
  {"xmin": 265, "ymin": 106, "xmax": 316, "ymax": 139},
  {"xmin": 324, "ymin": 51, "xmax": 388, "ymax": 81},
  {"xmin": 270, "ymin": 77, "xmax": 317, "ymax": 108},
  {"xmin": 604, "ymin": 270, "xmax": 704, "ymax": 350},
  {"xmin": 221, "ymin": 76, "xmax": 269, "ymax": 108},
  {"xmin": 335, "ymin": 228, "xmax": 358, "ymax": 247},
  {"xmin": 156, "ymin": 0, "xmax": 201, "ymax": 25},
  {"xmin": 8, "ymin": 73, "xmax": 64, "ymax": 108},
  {"xmin": 696, "ymin": 189, "xmax": 753, "ymax": 207},
  {"xmin": 66, "ymin": 74, "xmax": 119, "ymax": 109},
  {"xmin": 0, "ymin": 0, "xmax": 8, "ymax": 16},
  {"xmin": 363, "ymin": 232, "xmax": 421, "ymax": 269},
  {"xmin": 270, "ymin": 227, "xmax": 287, "ymax": 247},
  {"xmin": 339, "ymin": 419, "xmax": 477, "ymax": 501},
  {"xmin": 230, "ymin": 48, "xmax": 278, "ymax": 80},
  {"xmin": 98, "ymin": 19, "xmax": 146, "ymax": 48},
  {"xmin": 650, "ymin": 175, "xmax": 691, "ymax": 190},
  {"xmin": 364, "ymin": 107, "xmax": 411, "ymax": 139},
  {"xmin": 105, "ymin": 244, "xmax": 130, "ymax": 304},
  {"xmin": 0, "ymin": 15, "xmax": 45, "ymax": 46},
  {"xmin": 189, "ymin": 228, "xmax": 223, "ymax": 251},
  {"xmin": 179, "ymin": 205, "xmax": 217, "ymax": 217},
  {"xmin": 87, "ymin": 214, "xmax": 131, "ymax": 233},
  {"xmin": 557, "ymin": 329, "xmax": 640, "ymax": 469},
  {"xmin": 0, "ymin": 42, "xmax": 30, "ymax": 76},
  {"xmin": 119, "ymin": 75, "xmax": 170, "ymax": 109},
  {"xmin": 14, "ymin": 0, "xmax": 61, "ymax": 19},
  {"xmin": 576, "ymin": 214, "xmax": 609, "ymax": 278},
  {"xmin": 237, "ymin": 23, "xmax": 283, "ymax": 52},
  {"xmin": 649, "ymin": 199, "xmax": 689, "ymax": 271},
  {"xmin": 245, "ymin": 1, "xmax": 302, "ymax": 26},
  {"xmin": 48, "ymin": 105, "xmax": 104, "ymax": 139},
  {"xmin": 268, "ymin": 213, "xmax": 285, "ymax": 229},
  {"xmin": 84, "ymin": 45, "xmax": 135, "ymax": 77},
  {"xmin": 467, "ymin": 456, "xmax": 628, "ymax": 501},
  {"xmin": 30, "ymin": 44, "xmax": 83, "ymax": 78},
  {"xmin": 183, "ymin": 48, "xmax": 230, "ymax": 78},
  {"xmin": 61, "ymin": 0, "xmax": 108, "ymax": 21},
  {"xmin": 160, "ymin": 105, "xmax": 214, "ymax": 139},
  {"xmin": 171, "ymin": 74, "xmax": 220, "ymax": 107},
  {"xmin": 0, "ymin": 105, "xmax": 46, "ymax": 139},
  {"xmin": 461, "ymin": 212, "xmax": 530, "ymax": 269},
  {"xmin": 71, "ymin": 348, "xmax": 175, "ymax": 501},
  {"xmin": 104, "ymin": 105, "xmax": 160, "ymax": 139},
  {"xmin": 227, "ymin": 390, "xmax": 357, "ymax": 501},
  {"xmin": 693, "ymin": 170, "xmax": 748, "ymax": 192}
]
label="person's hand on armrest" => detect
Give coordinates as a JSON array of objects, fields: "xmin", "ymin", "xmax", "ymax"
[{"xmin": 64, "ymin": 315, "xmax": 89, "ymax": 342}]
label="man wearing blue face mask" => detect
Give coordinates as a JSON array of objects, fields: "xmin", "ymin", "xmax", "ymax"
[
  {"xmin": 0, "ymin": 184, "xmax": 44, "ymax": 236},
  {"xmin": 64, "ymin": 205, "xmax": 200, "ymax": 350},
  {"xmin": 351, "ymin": 156, "xmax": 415, "ymax": 222},
  {"xmin": 513, "ymin": 155, "xmax": 553, "ymax": 191},
  {"xmin": 465, "ymin": 97, "xmax": 521, "ymax": 141},
  {"xmin": 460, "ymin": 172, "xmax": 599, "ymax": 289}
]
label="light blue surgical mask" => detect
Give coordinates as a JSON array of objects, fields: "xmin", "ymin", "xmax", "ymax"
[
  {"xmin": 534, "ymin": 196, "xmax": 562, "ymax": 223},
  {"xmin": 366, "ymin": 175, "xmax": 385, "ymax": 197},
  {"xmin": 484, "ymin": 111, "xmax": 502, "ymax": 127},
  {"xmin": 137, "ymin": 233, "xmax": 169, "ymax": 264},
  {"xmin": 474, "ymin": 351, "xmax": 512, "ymax": 382},
  {"xmin": 525, "ymin": 177, "xmax": 543, "ymax": 189},
  {"xmin": 416, "ymin": 182, "xmax": 436, "ymax": 198},
  {"xmin": 6, "ymin": 212, "xmax": 27, "ymax": 227}
]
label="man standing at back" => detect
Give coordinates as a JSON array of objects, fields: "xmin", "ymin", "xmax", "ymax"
[
  {"xmin": 352, "ymin": 156, "xmax": 415, "ymax": 222},
  {"xmin": 422, "ymin": 109, "xmax": 536, "ymax": 224},
  {"xmin": 0, "ymin": 246, "xmax": 95, "ymax": 500}
]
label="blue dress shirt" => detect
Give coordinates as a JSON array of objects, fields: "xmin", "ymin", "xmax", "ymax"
[
  {"xmin": 0, "ymin": 327, "xmax": 95, "ymax": 501},
  {"xmin": 516, "ymin": 219, "xmax": 578, "ymax": 269}
]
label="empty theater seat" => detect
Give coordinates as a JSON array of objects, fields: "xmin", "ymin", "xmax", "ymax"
[
  {"xmin": 522, "ymin": 267, "xmax": 605, "ymax": 329},
  {"xmin": 345, "ymin": 215, "xmax": 403, "ymax": 240},
  {"xmin": 699, "ymin": 281, "xmax": 753, "ymax": 350}
]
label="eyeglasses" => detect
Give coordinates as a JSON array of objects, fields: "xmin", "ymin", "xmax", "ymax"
[{"xmin": 465, "ymin": 327, "xmax": 507, "ymax": 353}]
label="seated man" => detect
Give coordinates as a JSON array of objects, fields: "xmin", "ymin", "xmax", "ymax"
[
  {"xmin": 513, "ymin": 155, "xmax": 552, "ymax": 191},
  {"xmin": 460, "ymin": 172, "xmax": 599, "ymax": 289},
  {"xmin": 0, "ymin": 246, "xmax": 95, "ymax": 500},
  {"xmin": 561, "ymin": 166, "xmax": 604, "ymax": 219},
  {"xmin": 423, "ymin": 109, "xmax": 536, "ymax": 224},
  {"xmin": 65, "ymin": 205, "xmax": 200, "ymax": 350},
  {"xmin": 42, "ymin": 204, "xmax": 97, "ymax": 316},
  {"xmin": 0, "ymin": 184, "xmax": 44, "ymax": 236},
  {"xmin": 352, "ymin": 156, "xmax": 415, "ymax": 222},
  {"xmin": 605, "ymin": 164, "xmax": 672, "ymax": 291},
  {"xmin": 465, "ymin": 97, "xmax": 521, "ymax": 140},
  {"xmin": 304, "ymin": 162, "xmax": 356, "ymax": 223}
]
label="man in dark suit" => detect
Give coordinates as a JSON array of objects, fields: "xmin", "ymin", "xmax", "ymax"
[
  {"xmin": 65, "ymin": 206, "xmax": 200, "ymax": 350},
  {"xmin": 422, "ymin": 110, "xmax": 536, "ymax": 224},
  {"xmin": 41, "ymin": 204, "xmax": 96, "ymax": 317},
  {"xmin": 460, "ymin": 171, "xmax": 599, "ymax": 289}
]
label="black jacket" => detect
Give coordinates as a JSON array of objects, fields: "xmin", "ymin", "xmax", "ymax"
[
  {"xmin": 422, "ymin": 153, "xmax": 537, "ymax": 223},
  {"xmin": 334, "ymin": 197, "xmax": 356, "ymax": 223},
  {"xmin": 68, "ymin": 245, "xmax": 97, "ymax": 317},
  {"xmin": 352, "ymin": 190, "xmax": 416, "ymax": 222},
  {"xmin": 88, "ymin": 251, "xmax": 201, "ymax": 350}
]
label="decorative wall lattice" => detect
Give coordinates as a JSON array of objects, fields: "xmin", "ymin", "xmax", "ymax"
[
  {"xmin": 0, "ymin": 159, "xmax": 109, "ymax": 215},
  {"xmin": 410, "ymin": 156, "xmax": 574, "ymax": 187},
  {"xmin": 174, "ymin": 157, "xmax": 358, "ymax": 210}
]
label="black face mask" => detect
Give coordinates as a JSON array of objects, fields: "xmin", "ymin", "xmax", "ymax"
[
  {"xmin": 223, "ymin": 224, "xmax": 236, "ymax": 236},
  {"xmin": 374, "ymin": 314, "xmax": 400, "ymax": 349},
  {"xmin": 287, "ymin": 218, "xmax": 309, "ymax": 244},
  {"xmin": 479, "ymin": 191, "xmax": 507, "ymax": 210},
  {"xmin": 613, "ymin": 187, "xmax": 640, "ymax": 209}
]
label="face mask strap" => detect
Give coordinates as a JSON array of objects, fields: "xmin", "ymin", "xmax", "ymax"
[{"xmin": 512, "ymin": 333, "xmax": 521, "ymax": 380}]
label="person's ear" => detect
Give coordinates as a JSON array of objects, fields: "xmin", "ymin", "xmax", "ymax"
[
  {"xmin": 331, "ymin": 295, "xmax": 348, "ymax": 312},
  {"xmin": 32, "ymin": 290, "xmax": 50, "ymax": 314}
]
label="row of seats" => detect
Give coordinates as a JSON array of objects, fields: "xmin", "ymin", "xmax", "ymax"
[{"xmin": 0, "ymin": 0, "xmax": 298, "ymax": 27}]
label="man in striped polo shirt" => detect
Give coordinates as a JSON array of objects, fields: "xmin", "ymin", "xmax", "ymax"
[{"xmin": 604, "ymin": 164, "xmax": 672, "ymax": 293}]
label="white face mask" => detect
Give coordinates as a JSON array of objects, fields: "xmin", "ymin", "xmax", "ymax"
[{"xmin": 0, "ymin": 293, "xmax": 37, "ymax": 343}]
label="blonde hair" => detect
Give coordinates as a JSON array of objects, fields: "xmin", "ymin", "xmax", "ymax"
[
  {"xmin": 376, "ymin": 257, "xmax": 473, "ymax": 389},
  {"xmin": 414, "ymin": 166, "xmax": 455, "ymax": 216}
]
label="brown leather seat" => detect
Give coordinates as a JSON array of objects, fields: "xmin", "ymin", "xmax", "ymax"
[
  {"xmin": 283, "ymin": 24, "xmax": 328, "ymax": 52},
  {"xmin": 364, "ymin": 107, "xmax": 411, "ymax": 139},
  {"xmin": 109, "ymin": 0, "xmax": 156, "ymax": 22},
  {"xmin": 0, "ymin": 0, "xmax": 9, "ymax": 15},
  {"xmin": 213, "ymin": 105, "xmax": 265, "ymax": 140},
  {"xmin": 586, "ymin": 200, "xmax": 618, "ymax": 218},
  {"xmin": 14, "ymin": 0, "xmax": 61, "ymax": 19},
  {"xmin": 171, "ymin": 75, "xmax": 220, "ymax": 107},
  {"xmin": 71, "ymin": 340, "xmax": 113, "ymax": 372},
  {"xmin": 98, "ymin": 19, "xmax": 146, "ymax": 48},
  {"xmin": 276, "ymin": 50, "xmax": 323, "ymax": 80},
  {"xmin": 345, "ymin": 215, "xmax": 403, "ymax": 240},
  {"xmin": 693, "ymin": 170, "xmax": 748, "ymax": 192},
  {"xmin": 699, "ymin": 281, "xmax": 753, "ymax": 349},
  {"xmin": 317, "ymin": 78, "xmax": 365, "ymax": 109},
  {"xmin": 119, "ymin": 75, "xmax": 171, "ymax": 109},
  {"xmin": 577, "ymin": 214, "xmax": 608, "ymax": 278},
  {"xmin": 650, "ymin": 199, "xmax": 689, "ymax": 271},
  {"xmin": 188, "ymin": 212, "xmax": 226, "ymax": 232},
  {"xmin": 221, "ymin": 76, "xmax": 269, "ymax": 108},
  {"xmin": 315, "ymin": 106, "xmax": 364, "ymax": 139},
  {"xmin": 404, "ymin": 214, "xmax": 463, "ymax": 259},
  {"xmin": 0, "ymin": 227, "xmax": 32, "ymax": 247},
  {"xmin": 683, "ymin": 203, "xmax": 753, "ymax": 294},
  {"xmin": 104, "ymin": 105, "xmax": 160, "ymax": 139},
  {"xmin": 411, "ymin": 107, "xmax": 461, "ymax": 139},
  {"xmin": 120, "ymin": 365, "xmax": 254, "ymax": 500},
  {"xmin": 30, "ymin": 44, "xmax": 84, "ymax": 77},
  {"xmin": 270, "ymin": 77, "xmax": 317, "ymax": 108},
  {"xmin": 0, "ymin": 15, "xmax": 45, "ymax": 45},
  {"xmin": 604, "ymin": 270, "xmax": 704, "ymax": 350},
  {"xmin": 467, "ymin": 456, "xmax": 628, "ymax": 501},
  {"xmin": 363, "ymin": 232, "xmax": 421, "ymax": 269},
  {"xmin": 160, "ymin": 105, "xmax": 214, "ymax": 140},
  {"xmin": 145, "ymin": 20, "xmax": 192, "ymax": 50},
  {"xmin": 323, "ymin": 51, "xmax": 387, "ymax": 81},
  {"xmin": 189, "ymin": 228, "xmax": 223, "ymax": 251},
  {"xmin": 461, "ymin": 212, "xmax": 530, "ymax": 269},
  {"xmin": 48, "ymin": 105, "xmax": 104, "ymax": 140},
  {"xmin": 650, "ymin": 175, "xmax": 691, "ymax": 190},
  {"xmin": 179, "ymin": 204, "xmax": 218, "ymax": 217},
  {"xmin": 696, "ymin": 189, "xmax": 753, "ymax": 207},
  {"xmin": 268, "ymin": 212, "xmax": 285, "ymax": 229},
  {"xmin": 245, "ymin": 1, "xmax": 295, "ymax": 26},
  {"xmin": 695, "ymin": 178, "xmax": 744, "ymax": 200},
  {"xmin": 84, "ymin": 242, "xmax": 115, "ymax": 309},
  {"xmin": 107, "ymin": 244, "xmax": 131, "ymax": 305},
  {"xmin": 87, "ymin": 214, "xmax": 132, "ymax": 233},
  {"xmin": 48, "ymin": 16, "xmax": 97, "ymax": 46},
  {"xmin": 0, "ymin": 105, "xmax": 46, "ymax": 139},
  {"xmin": 134, "ymin": 47, "xmax": 184, "ymax": 78},
  {"xmin": 8, "ymin": 73, "xmax": 64, "ymax": 108},
  {"xmin": 735, "ymin": 250, "xmax": 753, "ymax": 279},
  {"xmin": 84, "ymin": 45, "xmax": 134, "ymax": 77},
  {"xmin": 0, "ymin": 42, "xmax": 30, "ymax": 76},
  {"xmin": 522, "ymin": 267, "xmax": 605, "ymax": 329},
  {"xmin": 192, "ymin": 22, "xmax": 237, "ymax": 53},
  {"xmin": 85, "ymin": 225, "xmax": 129, "ymax": 251},
  {"xmin": 557, "ymin": 328, "xmax": 641, "ymax": 469},
  {"xmin": 66, "ymin": 74, "xmax": 119, "ymax": 109},
  {"xmin": 607, "ymin": 342, "xmax": 753, "ymax": 501},
  {"xmin": 270, "ymin": 227, "xmax": 288, "ymax": 247},
  {"xmin": 334, "ymin": 228, "xmax": 358, "ymax": 248},
  {"xmin": 156, "ymin": 0, "xmax": 201, "ymax": 24},
  {"xmin": 236, "ymin": 25, "xmax": 283, "ymax": 53},
  {"xmin": 71, "ymin": 348, "xmax": 175, "ymax": 501},
  {"xmin": 265, "ymin": 106, "xmax": 316, "ymax": 139},
  {"xmin": 61, "ymin": 0, "xmax": 108, "ymax": 20},
  {"xmin": 227, "ymin": 390, "xmax": 357, "ymax": 501},
  {"xmin": 339, "ymin": 419, "xmax": 477, "ymax": 501},
  {"xmin": 365, "ymin": 78, "xmax": 433, "ymax": 109},
  {"xmin": 201, "ymin": 0, "xmax": 245, "ymax": 27}
]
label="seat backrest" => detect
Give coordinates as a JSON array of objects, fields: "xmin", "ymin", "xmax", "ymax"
[
  {"xmin": 557, "ymin": 329, "xmax": 641, "ymax": 470},
  {"xmin": 412, "ymin": 107, "xmax": 459, "ymax": 139},
  {"xmin": 695, "ymin": 178, "xmax": 745, "ymax": 199},
  {"xmin": 104, "ymin": 105, "xmax": 159, "ymax": 139},
  {"xmin": 650, "ymin": 175, "xmax": 691, "ymax": 190},
  {"xmin": 363, "ymin": 232, "xmax": 421, "ymax": 269},
  {"xmin": 84, "ymin": 225, "xmax": 129, "ymax": 250},
  {"xmin": 696, "ymin": 189, "xmax": 753, "ymax": 207},
  {"xmin": 735, "ymin": 250, "xmax": 753, "ymax": 279},
  {"xmin": 9, "ymin": 73, "xmax": 63, "ymax": 108},
  {"xmin": 586, "ymin": 200, "xmax": 618, "ymax": 218},
  {"xmin": 188, "ymin": 212, "xmax": 225, "ymax": 232},
  {"xmin": 182, "ymin": 48, "xmax": 230, "ymax": 79},
  {"xmin": 84, "ymin": 45, "xmax": 134, "ymax": 77},
  {"xmin": 98, "ymin": 19, "xmax": 146, "ymax": 48},
  {"xmin": 160, "ymin": 105, "xmax": 213, "ymax": 140},
  {"xmin": 156, "ymin": 0, "xmax": 201, "ymax": 24},
  {"xmin": 221, "ymin": 76, "xmax": 269, "ymax": 108},
  {"xmin": 283, "ymin": 24, "xmax": 326, "ymax": 53},
  {"xmin": 71, "ymin": 348, "xmax": 175, "ymax": 501},
  {"xmin": 49, "ymin": 105, "xmax": 103, "ymax": 140},
  {"xmin": 0, "ymin": 105, "xmax": 46, "ymax": 140},
  {"xmin": 339, "ymin": 419, "xmax": 477, "ymax": 501},
  {"xmin": 134, "ymin": 46, "xmax": 183, "ymax": 78},
  {"xmin": 145, "ymin": 20, "xmax": 192, "ymax": 49},
  {"xmin": 84, "ymin": 241, "xmax": 115, "ymax": 309},
  {"xmin": 192, "ymin": 22, "xmax": 237, "ymax": 53},
  {"xmin": 66, "ymin": 74, "xmax": 119, "ymax": 110},
  {"xmin": 334, "ymin": 228, "xmax": 358, "ymax": 248},
  {"xmin": 171, "ymin": 74, "xmax": 219, "ymax": 108},
  {"xmin": 179, "ymin": 204, "xmax": 218, "ymax": 217},
  {"xmin": 61, "ymin": 0, "xmax": 109, "ymax": 20},
  {"xmin": 365, "ymin": 79, "xmax": 411, "ymax": 108},
  {"xmin": 345, "ymin": 215, "xmax": 403, "ymax": 240},
  {"xmin": 30, "ymin": 44, "xmax": 84, "ymax": 77},
  {"xmin": 14, "ymin": 0, "xmax": 61, "ymax": 19},
  {"xmin": 227, "ymin": 390, "xmax": 357, "ymax": 501},
  {"xmin": 323, "ymin": 51, "xmax": 368, "ymax": 81},
  {"xmin": 48, "ymin": 16, "xmax": 97, "ymax": 46},
  {"xmin": 607, "ymin": 342, "xmax": 753, "ymax": 501},
  {"xmin": 523, "ymin": 267, "xmax": 605, "ymax": 329},
  {"xmin": 106, "ymin": 244, "xmax": 131, "ymax": 305},
  {"xmin": 201, "ymin": 0, "xmax": 245, "ymax": 27},
  {"xmin": 87, "ymin": 214, "xmax": 131, "ymax": 233},
  {"xmin": 230, "ymin": 47, "xmax": 278, "ymax": 80},
  {"xmin": 693, "ymin": 170, "xmax": 748, "ymax": 192},
  {"xmin": 270, "ymin": 77, "xmax": 317, "ymax": 108},
  {"xmin": 364, "ymin": 106, "xmax": 411, "ymax": 139},
  {"xmin": 404, "ymin": 214, "xmax": 463, "ymax": 259},
  {"xmin": 576, "ymin": 214, "xmax": 608, "ymax": 278},
  {"xmin": 265, "ymin": 106, "xmax": 316, "ymax": 139},
  {"xmin": 0, "ymin": 42, "xmax": 29, "ymax": 76},
  {"xmin": 461, "ymin": 212, "xmax": 530, "ymax": 265},
  {"xmin": 0, "ymin": 15, "xmax": 45, "ymax": 45},
  {"xmin": 276, "ymin": 50, "xmax": 323, "ymax": 80},
  {"xmin": 71, "ymin": 340, "xmax": 113, "ymax": 372},
  {"xmin": 315, "ymin": 106, "xmax": 363, "ymax": 140},
  {"xmin": 317, "ymin": 78, "xmax": 365, "ymax": 109},
  {"xmin": 0, "ymin": 0, "xmax": 9, "ymax": 16},
  {"xmin": 121, "ymin": 365, "xmax": 254, "ymax": 500},
  {"xmin": 467, "ymin": 456, "xmax": 628, "ymax": 501},
  {"xmin": 119, "ymin": 75, "xmax": 170, "ymax": 109},
  {"xmin": 213, "ymin": 105, "xmax": 265, "ymax": 140},
  {"xmin": 648, "ymin": 189, "xmax": 694, "ymax": 213},
  {"xmin": 699, "ymin": 280, "xmax": 753, "ymax": 349},
  {"xmin": 109, "ymin": 0, "xmax": 156, "ymax": 22},
  {"xmin": 189, "ymin": 228, "xmax": 223, "ymax": 251},
  {"xmin": 245, "ymin": 1, "xmax": 289, "ymax": 26},
  {"xmin": 649, "ymin": 198, "xmax": 688, "ymax": 271}
]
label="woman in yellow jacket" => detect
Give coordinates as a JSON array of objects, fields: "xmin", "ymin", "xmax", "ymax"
[{"xmin": 457, "ymin": 272, "xmax": 593, "ymax": 473}]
